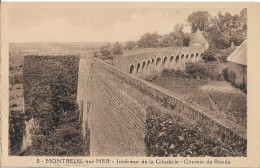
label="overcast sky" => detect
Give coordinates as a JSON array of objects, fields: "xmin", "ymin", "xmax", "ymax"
[{"xmin": 9, "ymin": 7, "xmax": 243, "ymax": 43}]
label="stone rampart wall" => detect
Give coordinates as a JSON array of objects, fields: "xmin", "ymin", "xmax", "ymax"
[
  {"xmin": 77, "ymin": 58, "xmax": 246, "ymax": 156},
  {"xmin": 94, "ymin": 58, "xmax": 246, "ymax": 142}
]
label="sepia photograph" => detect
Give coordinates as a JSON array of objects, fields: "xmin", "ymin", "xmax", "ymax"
[{"xmin": 6, "ymin": 4, "xmax": 248, "ymax": 159}]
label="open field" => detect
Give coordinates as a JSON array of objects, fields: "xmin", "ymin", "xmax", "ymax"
[{"xmin": 9, "ymin": 42, "xmax": 107, "ymax": 64}]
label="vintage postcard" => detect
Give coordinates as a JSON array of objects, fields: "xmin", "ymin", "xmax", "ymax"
[{"xmin": 1, "ymin": 2, "xmax": 260, "ymax": 167}]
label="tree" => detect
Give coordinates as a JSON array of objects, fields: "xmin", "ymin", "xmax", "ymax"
[
  {"xmin": 137, "ymin": 32, "xmax": 160, "ymax": 48},
  {"xmin": 187, "ymin": 11, "xmax": 211, "ymax": 33},
  {"xmin": 159, "ymin": 24, "xmax": 189, "ymax": 47},
  {"xmin": 217, "ymin": 12, "xmax": 233, "ymax": 33},
  {"xmin": 100, "ymin": 44, "xmax": 111, "ymax": 57},
  {"xmin": 173, "ymin": 24, "xmax": 185, "ymax": 47},
  {"xmin": 240, "ymin": 8, "xmax": 247, "ymax": 37},
  {"xmin": 160, "ymin": 34, "xmax": 175, "ymax": 47},
  {"xmin": 182, "ymin": 32, "xmax": 191, "ymax": 47},
  {"xmin": 205, "ymin": 25, "xmax": 230, "ymax": 49},
  {"xmin": 125, "ymin": 41, "xmax": 136, "ymax": 50},
  {"xmin": 230, "ymin": 32, "xmax": 245, "ymax": 46},
  {"xmin": 93, "ymin": 51, "xmax": 98, "ymax": 57},
  {"xmin": 214, "ymin": 10, "xmax": 246, "ymax": 47},
  {"xmin": 112, "ymin": 42, "xmax": 123, "ymax": 55}
]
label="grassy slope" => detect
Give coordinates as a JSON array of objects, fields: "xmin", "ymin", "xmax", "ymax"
[{"xmin": 150, "ymin": 74, "xmax": 247, "ymax": 128}]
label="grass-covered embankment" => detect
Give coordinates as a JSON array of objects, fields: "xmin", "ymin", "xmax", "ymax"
[{"xmin": 149, "ymin": 63, "xmax": 247, "ymax": 128}]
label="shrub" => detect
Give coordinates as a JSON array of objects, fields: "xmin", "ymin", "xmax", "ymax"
[
  {"xmin": 218, "ymin": 47, "xmax": 237, "ymax": 63},
  {"xmin": 203, "ymin": 46, "xmax": 236, "ymax": 63},
  {"xmin": 93, "ymin": 51, "xmax": 98, "ymax": 57},
  {"xmin": 223, "ymin": 67, "xmax": 228, "ymax": 80},
  {"xmin": 10, "ymin": 104, "xmax": 18, "ymax": 108},
  {"xmin": 112, "ymin": 42, "xmax": 123, "ymax": 55},
  {"xmin": 223, "ymin": 67, "xmax": 247, "ymax": 93},
  {"xmin": 9, "ymin": 110, "xmax": 24, "ymax": 155},
  {"xmin": 185, "ymin": 63, "xmax": 208, "ymax": 79},
  {"xmin": 100, "ymin": 45, "xmax": 111, "ymax": 58},
  {"xmin": 125, "ymin": 41, "xmax": 136, "ymax": 50},
  {"xmin": 185, "ymin": 62, "xmax": 220, "ymax": 80},
  {"xmin": 24, "ymin": 124, "xmax": 87, "ymax": 156},
  {"xmin": 99, "ymin": 43, "xmax": 123, "ymax": 60},
  {"xmin": 137, "ymin": 32, "xmax": 160, "ymax": 48},
  {"xmin": 161, "ymin": 69, "xmax": 188, "ymax": 78},
  {"xmin": 145, "ymin": 75, "xmax": 157, "ymax": 82},
  {"xmin": 202, "ymin": 47, "xmax": 218, "ymax": 62}
]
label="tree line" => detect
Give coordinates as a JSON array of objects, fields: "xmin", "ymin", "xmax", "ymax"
[
  {"xmin": 189, "ymin": 9, "xmax": 247, "ymax": 49},
  {"xmin": 97, "ymin": 8, "xmax": 247, "ymax": 59}
]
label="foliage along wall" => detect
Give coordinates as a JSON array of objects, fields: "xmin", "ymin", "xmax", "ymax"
[{"xmin": 21, "ymin": 55, "xmax": 88, "ymax": 156}]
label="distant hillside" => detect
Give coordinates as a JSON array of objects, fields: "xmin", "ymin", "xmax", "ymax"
[{"xmin": 9, "ymin": 42, "xmax": 127, "ymax": 49}]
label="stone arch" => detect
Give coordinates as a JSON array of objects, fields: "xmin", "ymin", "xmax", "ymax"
[
  {"xmin": 137, "ymin": 63, "xmax": 140, "ymax": 73},
  {"xmin": 200, "ymin": 53, "xmax": 203, "ymax": 57},
  {"xmin": 147, "ymin": 60, "xmax": 150, "ymax": 67},
  {"xmin": 181, "ymin": 54, "xmax": 185, "ymax": 59},
  {"xmin": 150, "ymin": 58, "xmax": 155, "ymax": 75},
  {"xmin": 176, "ymin": 55, "xmax": 180, "ymax": 63},
  {"xmin": 156, "ymin": 57, "xmax": 161, "ymax": 66},
  {"xmin": 163, "ymin": 56, "xmax": 167, "ymax": 64},
  {"xmin": 129, "ymin": 65, "xmax": 134, "ymax": 74},
  {"xmin": 170, "ymin": 56, "xmax": 174, "ymax": 62},
  {"xmin": 191, "ymin": 54, "xmax": 194, "ymax": 59},
  {"xmin": 186, "ymin": 54, "xmax": 189, "ymax": 59},
  {"xmin": 142, "ymin": 61, "xmax": 146, "ymax": 70},
  {"xmin": 196, "ymin": 53, "xmax": 199, "ymax": 57}
]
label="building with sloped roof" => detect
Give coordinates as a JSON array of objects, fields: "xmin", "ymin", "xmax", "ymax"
[
  {"xmin": 189, "ymin": 28, "xmax": 209, "ymax": 49},
  {"xmin": 226, "ymin": 40, "xmax": 247, "ymax": 90}
]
